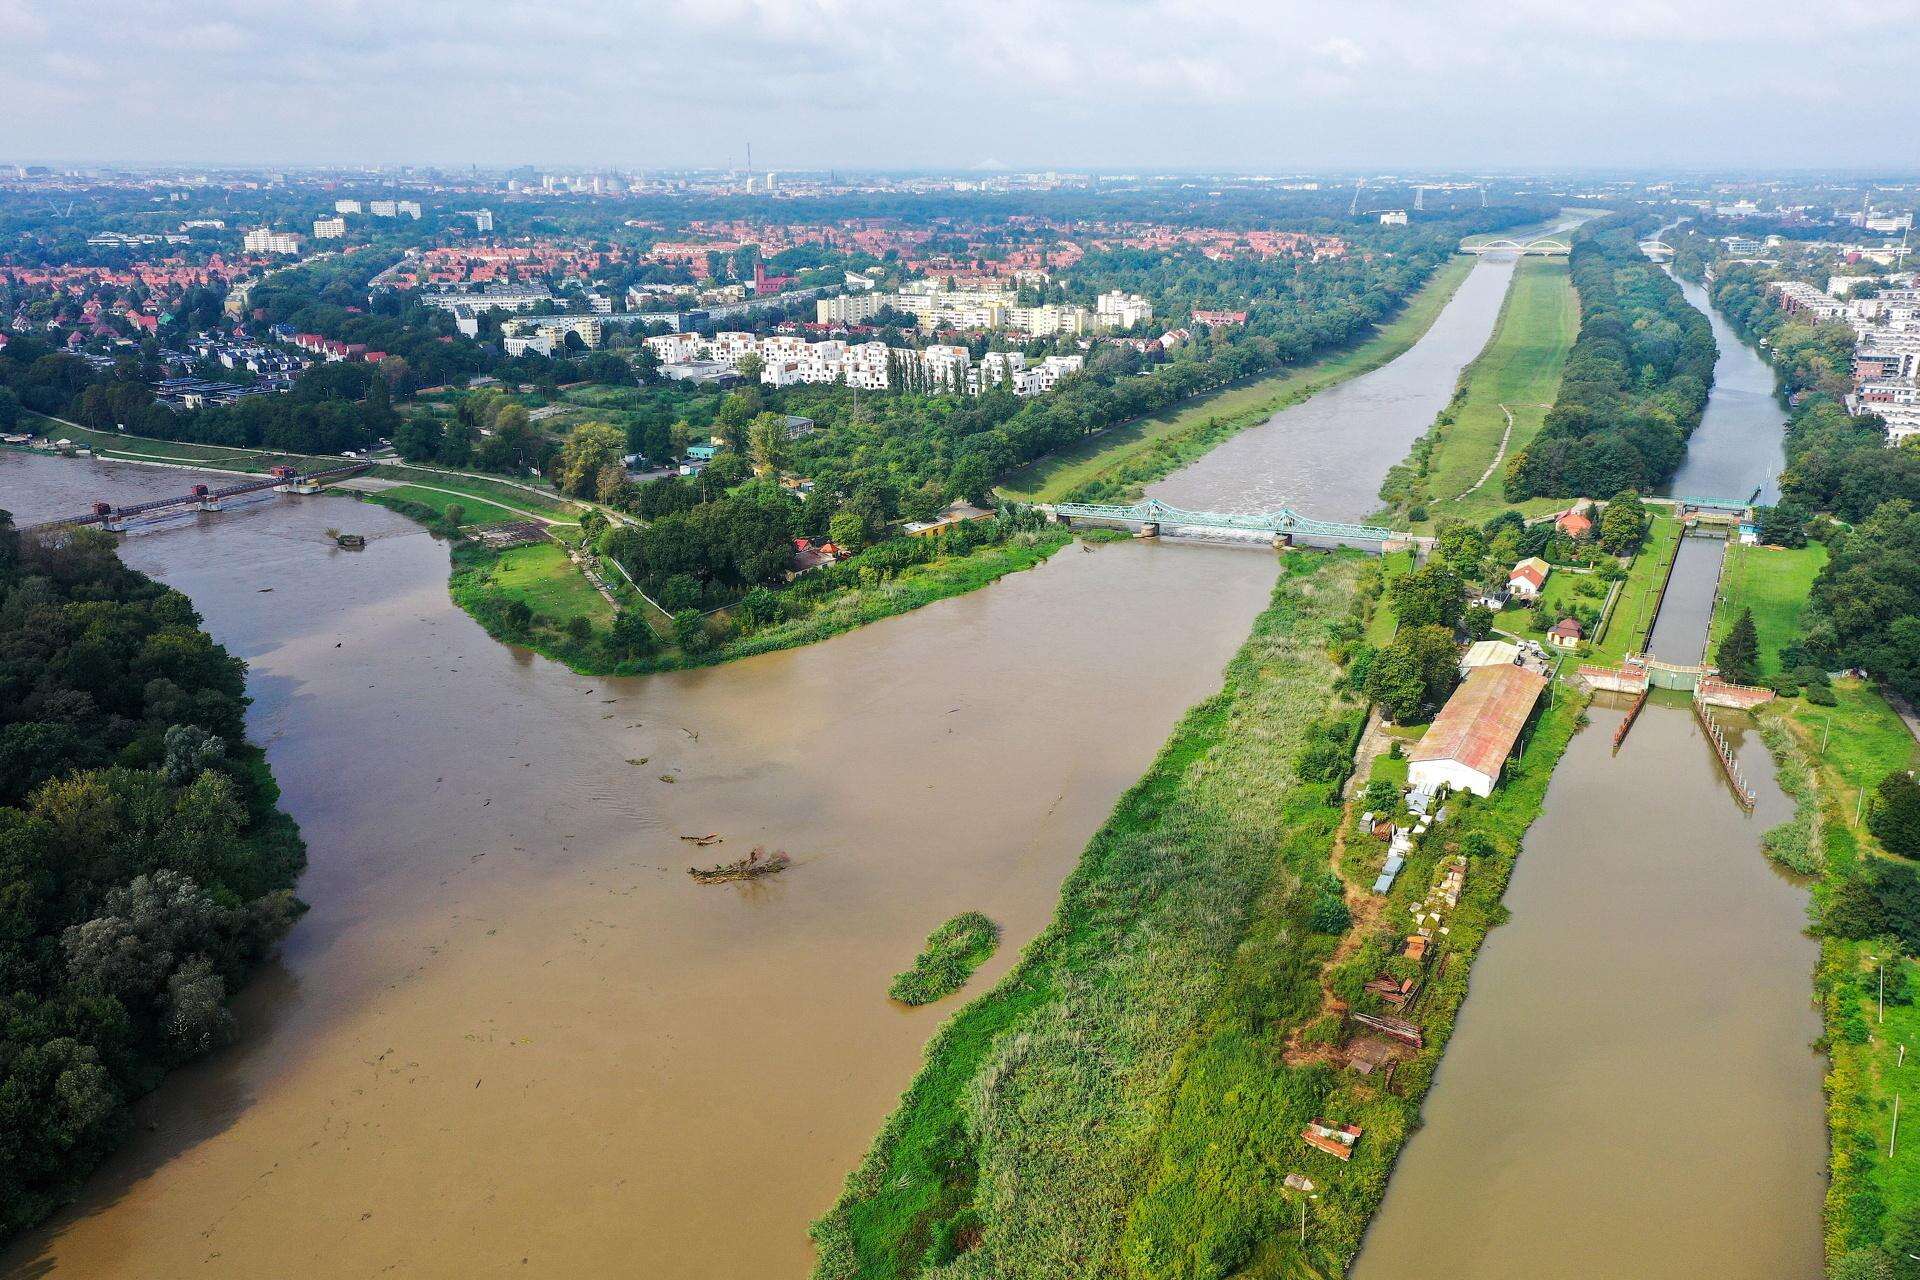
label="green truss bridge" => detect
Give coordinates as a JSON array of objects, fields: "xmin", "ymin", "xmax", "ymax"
[{"xmin": 1047, "ymin": 499, "xmax": 1410, "ymax": 552}]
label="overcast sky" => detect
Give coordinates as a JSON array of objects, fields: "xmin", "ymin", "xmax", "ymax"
[{"xmin": 3, "ymin": 0, "xmax": 1914, "ymax": 173}]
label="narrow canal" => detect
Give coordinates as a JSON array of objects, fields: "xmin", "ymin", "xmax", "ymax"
[
  {"xmin": 0, "ymin": 255, "xmax": 1522, "ymax": 1280},
  {"xmin": 1352, "ymin": 264, "xmax": 1823, "ymax": 1277}
]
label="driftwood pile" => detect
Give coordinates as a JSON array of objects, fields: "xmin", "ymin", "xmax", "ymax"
[{"xmin": 688, "ymin": 845, "xmax": 791, "ymax": 884}]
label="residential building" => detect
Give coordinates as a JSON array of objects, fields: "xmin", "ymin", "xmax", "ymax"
[
  {"xmin": 1546, "ymin": 618, "xmax": 1584, "ymax": 649},
  {"xmin": 816, "ymin": 292, "xmax": 885, "ymax": 325},
  {"xmin": 334, "ymin": 199, "xmax": 362, "ymax": 215},
  {"xmin": 369, "ymin": 200, "xmax": 398, "ymax": 217},
  {"xmin": 396, "ymin": 200, "xmax": 422, "ymax": 219},
  {"xmin": 1094, "ymin": 290, "xmax": 1153, "ymax": 330},
  {"xmin": 1191, "ymin": 309, "xmax": 1248, "ymax": 326},
  {"xmin": 313, "ymin": 217, "xmax": 347, "ymax": 240},
  {"xmin": 1379, "ymin": 210, "xmax": 1409, "ymax": 226},
  {"xmin": 242, "ymin": 227, "xmax": 303, "ymax": 255},
  {"xmin": 419, "ymin": 283, "xmax": 554, "ymax": 314},
  {"xmin": 1507, "ymin": 557, "xmax": 1549, "ymax": 600}
]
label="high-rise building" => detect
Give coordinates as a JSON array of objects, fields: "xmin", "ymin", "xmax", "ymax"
[
  {"xmin": 334, "ymin": 199, "xmax": 362, "ymax": 214},
  {"xmin": 312, "ymin": 217, "xmax": 347, "ymax": 240},
  {"xmin": 243, "ymin": 227, "xmax": 302, "ymax": 254}
]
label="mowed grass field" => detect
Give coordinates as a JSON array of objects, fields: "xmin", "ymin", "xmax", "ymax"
[
  {"xmin": 1709, "ymin": 541, "xmax": 1830, "ymax": 678},
  {"xmin": 484, "ymin": 540, "xmax": 614, "ymax": 626},
  {"xmin": 997, "ymin": 256, "xmax": 1476, "ymax": 504},
  {"xmin": 1421, "ymin": 257, "xmax": 1580, "ymax": 524}
]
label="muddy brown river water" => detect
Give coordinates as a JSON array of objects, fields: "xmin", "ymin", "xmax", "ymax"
[{"xmin": 0, "ymin": 256, "xmax": 1531, "ymax": 1278}]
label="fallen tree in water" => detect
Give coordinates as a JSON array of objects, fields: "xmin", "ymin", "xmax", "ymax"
[{"xmin": 689, "ymin": 847, "xmax": 791, "ymax": 884}]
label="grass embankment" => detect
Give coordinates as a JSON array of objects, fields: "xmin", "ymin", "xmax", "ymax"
[
  {"xmin": 996, "ymin": 257, "xmax": 1475, "ymax": 505},
  {"xmin": 20, "ymin": 415, "xmax": 336, "ymax": 472},
  {"xmin": 1709, "ymin": 541, "xmax": 1830, "ymax": 678},
  {"xmin": 890, "ymin": 914, "xmax": 1002, "ymax": 1007},
  {"xmin": 809, "ymin": 553, "xmax": 1367, "ymax": 1278},
  {"xmin": 365, "ymin": 465, "xmax": 580, "ymax": 519},
  {"xmin": 812, "ymin": 548, "xmax": 1583, "ymax": 1278},
  {"xmin": 1394, "ymin": 257, "xmax": 1580, "ymax": 527},
  {"xmin": 1759, "ymin": 683, "xmax": 1920, "ymax": 1267},
  {"xmin": 1715, "ymin": 540, "xmax": 1920, "ymax": 1268}
]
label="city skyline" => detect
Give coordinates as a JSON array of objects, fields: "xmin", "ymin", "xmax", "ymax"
[{"xmin": 3, "ymin": 0, "xmax": 1916, "ymax": 172}]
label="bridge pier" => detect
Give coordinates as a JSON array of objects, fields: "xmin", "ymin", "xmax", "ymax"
[{"xmin": 1137, "ymin": 521, "xmax": 1159, "ymax": 539}]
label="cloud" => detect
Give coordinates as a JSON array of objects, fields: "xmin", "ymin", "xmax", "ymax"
[{"xmin": 0, "ymin": 0, "xmax": 1914, "ymax": 169}]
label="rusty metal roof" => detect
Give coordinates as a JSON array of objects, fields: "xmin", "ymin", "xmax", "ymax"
[{"xmin": 1409, "ymin": 664, "xmax": 1548, "ymax": 782}]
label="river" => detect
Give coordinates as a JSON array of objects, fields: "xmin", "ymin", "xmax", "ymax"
[
  {"xmin": 0, "ymin": 255, "xmax": 1522, "ymax": 1280},
  {"xmin": 1352, "ymin": 260, "xmax": 1823, "ymax": 1277},
  {"xmin": 1665, "ymin": 271, "xmax": 1786, "ymax": 506},
  {"xmin": 1150, "ymin": 254, "xmax": 1518, "ymax": 522}
]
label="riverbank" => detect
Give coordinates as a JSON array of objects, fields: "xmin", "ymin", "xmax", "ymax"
[
  {"xmin": 810, "ymin": 545, "xmax": 1584, "ymax": 1277},
  {"xmin": 423, "ymin": 499, "xmax": 1079, "ymax": 677},
  {"xmin": 1716, "ymin": 542, "xmax": 1920, "ymax": 1270},
  {"xmin": 996, "ymin": 256, "xmax": 1476, "ymax": 505},
  {"xmin": 810, "ymin": 552, "xmax": 1366, "ymax": 1278},
  {"xmin": 1382, "ymin": 256, "xmax": 1579, "ymax": 528}
]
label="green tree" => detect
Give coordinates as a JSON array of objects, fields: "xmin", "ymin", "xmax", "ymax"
[
  {"xmin": 556, "ymin": 422, "xmax": 627, "ymax": 498},
  {"xmin": 1390, "ymin": 561, "xmax": 1465, "ymax": 631},
  {"xmin": 828, "ymin": 510, "xmax": 866, "ymax": 553},
  {"xmin": 747, "ymin": 412, "xmax": 787, "ymax": 474},
  {"xmin": 1716, "ymin": 608, "xmax": 1760, "ymax": 684},
  {"xmin": 1598, "ymin": 490, "xmax": 1648, "ymax": 555},
  {"xmin": 1870, "ymin": 771, "xmax": 1920, "ymax": 859}
]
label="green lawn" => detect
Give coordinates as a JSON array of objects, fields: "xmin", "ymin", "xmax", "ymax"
[
  {"xmin": 997, "ymin": 256, "xmax": 1476, "ymax": 504},
  {"xmin": 1419, "ymin": 257, "xmax": 1580, "ymax": 524},
  {"xmin": 365, "ymin": 484, "xmax": 537, "ymax": 526},
  {"xmin": 1495, "ymin": 566, "xmax": 1610, "ymax": 646},
  {"xmin": 484, "ymin": 541, "xmax": 614, "ymax": 626},
  {"xmin": 1709, "ymin": 541, "xmax": 1829, "ymax": 677},
  {"xmin": 368, "ymin": 465, "xmax": 577, "ymax": 517},
  {"xmin": 1591, "ymin": 516, "xmax": 1682, "ymax": 662}
]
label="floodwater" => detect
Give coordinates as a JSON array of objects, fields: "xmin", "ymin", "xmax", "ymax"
[
  {"xmin": 1666, "ymin": 272, "xmax": 1786, "ymax": 506},
  {"xmin": 0, "ymin": 453, "xmax": 1278, "ymax": 1278},
  {"xmin": 0, "ymin": 252, "xmax": 1520, "ymax": 1279},
  {"xmin": 1150, "ymin": 255, "xmax": 1519, "ymax": 523},
  {"xmin": 1353, "ymin": 277, "xmax": 1822, "ymax": 1277}
]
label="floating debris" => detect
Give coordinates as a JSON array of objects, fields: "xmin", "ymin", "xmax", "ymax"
[
  {"xmin": 658, "ymin": 774, "xmax": 676, "ymax": 783},
  {"xmin": 689, "ymin": 847, "xmax": 791, "ymax": 884},
  {"xmin": 678, "ymin": 833, "xmax": 723, "ymax": 847},
  {"xmin": 625, "ymin": 757, "xmax": 649, "ymax": 766}
]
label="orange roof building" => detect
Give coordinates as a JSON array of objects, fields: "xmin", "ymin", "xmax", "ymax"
[{"xmin": 1407, "ymin": 664, "xmax": 1548, "ymax": 798}]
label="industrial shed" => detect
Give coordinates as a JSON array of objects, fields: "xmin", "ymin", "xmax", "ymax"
[{"xmin": 1407, "ymin": 664, "xmax": 1549, "ymax": 798}]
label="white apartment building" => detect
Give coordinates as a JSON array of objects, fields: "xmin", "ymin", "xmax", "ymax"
[
  {"xmin": 816, "ymin": 292, "xmax": 886, "ymax": 325},
  {"xmin": 1007, "ymin": 303, "xmax": 1089, "ymax": 337},
  {"xmin": 334, "ymin": 200, "xmax": 362, "ymax": 215},
  {"xmin": 503, "ymin": 315, "xmax": 603, "ymax": 350},
  {"xmin": 642, "ymin": 331, "xmax": 1074, "ymax": 397},
  {"xmin": 1094, "ymin": 290, "xmax": 1153, "ymax": 330},
  {"xmin": 369, "ymin": 200, "xmax": 398, "ymax": 217},
  {"xmin": 312, "ymin": 217, "xmax": 347, "ymax": 240},
  {"xmin": 242, "ymin": 227, "xmax": 302, "ymax": 255},
  {"xmin": 396, "ymin": 201, "xmax": 422, "ymax": 219},
  {"xmin": 503, "ymin": 332, "xmax": 555, "ymax": 357},
  {"xmin": 419, "ymin": 283, "xmax": 555, "ymax": 314}
]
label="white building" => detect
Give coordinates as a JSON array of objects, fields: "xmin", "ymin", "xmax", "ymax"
[
  {"xmin": 817, "ymin": 292, "xmax": 886, "ymax": 325},
  {"xmin": 334, "ymin": 199, "xmax": 362, "ymax": 215},
  {"xmin": 369, "ymin": 200, "xmax": 398, "ymax": 218},
  {"xmin": 242, "ymin": 227, "xmax": 302, "ymax": 255},
  {"xmin": 396, "ymin": 200, "xmax": 422, "ymax": 220},
  {"xmin": 419, "ymin": 283, "xmax": 554, "ymax": 314},
  {"xmin": 642, "ymin": 331, "xmax": 1076, "ymax": 398},
  {"xmin": 1094, "ymin": 290, "xmax": 1153, "ymax": 330},
  {"xmin": 1379, "ymin": 210, "xmax": 1409, "ymax": 226},
  {"xmin": 503, "ymin": 332, "xmax": 555, "ymax": 358},
  {"xmin": 1407, "ymin": 664, "xmax": 1548, "ymax": 797},
  {"xmin": 312, "ymin": 217, "xmax": 347, "ymax": 240}
]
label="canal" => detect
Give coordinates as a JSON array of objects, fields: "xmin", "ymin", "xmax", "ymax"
[
  {"xmin": 0, "ymin": 258, "xmax": 1522, "ymax": 1280},
  {"xmin": 1351, "ymin": 258, "xmax": 1823, "ymax": 1277}
]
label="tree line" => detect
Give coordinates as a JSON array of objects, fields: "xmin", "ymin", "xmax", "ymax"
[
  {"xmin": 1507, "ymin": 214, "xmax": 1716, "ymax": 500},
  {"xmin": 0, "ymin": 514, "xmax": 304, "ymax": 1242}
]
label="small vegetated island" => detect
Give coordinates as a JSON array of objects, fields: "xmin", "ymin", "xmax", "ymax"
[
  {"xmin": 889, "ymin": 913, "xmax": 1000, "ymax": 1006},
  {"xmin": 0, "ymin": 512, "xmax": 305, "ymax": 1243}
]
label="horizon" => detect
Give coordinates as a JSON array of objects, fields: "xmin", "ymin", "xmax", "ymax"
[{"xmin": 4, "ymin": 0, "xmax": 1918, "ymax": 172}]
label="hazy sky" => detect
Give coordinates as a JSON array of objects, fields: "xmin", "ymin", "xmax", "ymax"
[{"xmin": 3, "ymin": 0, "xmax": 1915, "ymax": 172}]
